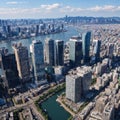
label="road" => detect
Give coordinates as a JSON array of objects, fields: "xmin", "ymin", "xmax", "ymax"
[
  {"xmin": 0, "ymin": 83, "xmax": 65, "ymax": 119},
  {"xmin": 0, "ymin": 100, "xmax": 44, "ymax": 120}
]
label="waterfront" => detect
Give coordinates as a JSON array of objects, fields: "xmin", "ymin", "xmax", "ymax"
[
  {"xmin": 40, "ymin": 90, "xmax": 71, "ymax": 120},
  {"xmin": 0, "ymin": 26, "xmax": 79, "ymax": 53},
  {"xmin": 0, "ymin": 26, "xmax": 77, "ymax": 119}
]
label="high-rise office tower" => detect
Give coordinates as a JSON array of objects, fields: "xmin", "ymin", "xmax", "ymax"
[
  {"xmin": 51, "ymin": 24, "xmax": 55, "ymax": 32},
  {"xmin": 36, "ymin": 25, "xmax": 39, "ymax": 35},
  {"xmin": 45, "ymin": 38, "xmax": 55, "ymax": 66},
  {"xmin": 69, "ymin": 39, "xmax": 82, "ymax": 67},
  {"xmin": 30, "ymin": 40, "xmax": 45, "ymax": 84},
  {"xmin": 13, "ymin": 43, "xmax": 30, "ymax": 83},
  {"xmin": 107, "ymin": 43, "xmax": 114, "ymax": 58},
  {"xmin": 17, "ymin": 27, "xmax": 21, "ymax": 33},
  {"xmin": 66, "ymin": 72, "xmax": 82, "ymax": 103},
  {"xmin": 82, "ymin": 32, "xmax": 91, "ymax": 63},
  {"xmin": 93, "ymin": 40, "xmax": 101, "ymax": 62},
  {"xmin": 77, "ymin": 66, "xmax": 92, "ymax": 95},
  {"xmin": 7, "ymin": 25, "xmax": 11, "ymax": 35},
  {"xmin": 55, "ymin": 40, "xmax": 64, "ymax": 66},
  {"xmin": 66, "ymin": 66, "xmax": 92, "ymax": 103},
  {"xmin": 2, "ymin": 26, "xmax": 7, "ymax": 33},
  {"xmin": 0, "ymin": 48, "xmax": 19, "ymax": 88}
]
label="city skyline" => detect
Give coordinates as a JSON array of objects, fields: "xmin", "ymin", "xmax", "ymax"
[
  {"xmin": 0, "ymin": 0, "xmax": 120, "ymax": 19},
  {"xmin": 0, "ymin": 18, "xmax": 120, "ymax": 119}
]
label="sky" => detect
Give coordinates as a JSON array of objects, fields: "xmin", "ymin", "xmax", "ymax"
[{"xmin": 0, "ymin": 0, "xmax": 120, "ymax": 19}]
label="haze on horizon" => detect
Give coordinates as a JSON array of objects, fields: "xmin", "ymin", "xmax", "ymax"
[{"xmin": 0, "ymin": 0, "xmax": 120, "ymax": 19}]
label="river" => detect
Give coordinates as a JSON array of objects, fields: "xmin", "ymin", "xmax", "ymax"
[
  {"xmin": 40, "ymin": 90, "xmax": 71, "ymax": 120},
  {"xmin": 0, "ymin": 26, "xmax": 79, "ymax": 53},
  {"xmin": 0, "ymin": 26, "xmax": 79, "ymax": 75}
]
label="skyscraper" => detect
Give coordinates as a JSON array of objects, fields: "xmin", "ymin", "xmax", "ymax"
[
  {"xmin": 107, "ymin": 43, "xmax": 114, "ymax": 58},
  {"xmin": 66, "ymin": 66, "xmax": 92, "ymax": 103},
  {"xmin": 36, "ymin": 25, "xmax": 39, "ymax": 35},
  {"xmin": 82, "ymin": 32, "xmax": 91, "ymax": 63},
  {"xmin": 45, "ymin": 38, "xmax": 55, "ymax": 66},
  {"xmin": 0, "ymin": 48, "xmax": 19, "ymax": 88},
  {"xmin": 77, "ymin": 66, "xmax": 92, "ymax": 95},
  {"xmin": 13, "ymin": 43, "xmax": 30, "ymax": 83},
  {"xmin": 93, "ymin": 39, "xmax": 101, "ymax": 62},
  {"xmin": 66, "ymin": 72, "xmax": 82, "ymax": 103},
  {"xmin": 30, "ymin": 40, "xmax": 45, "ymax": 84},
  {"xmin": 7, "ymin": 25, "xmax": 11, "ymax": 34},
  {"xmin": 69, "ymin": 39, "xmax": 82, "ymax": 67},
  {"xmin": 55, "ymin": 40, "xmax": 64, "ymax": 66}
]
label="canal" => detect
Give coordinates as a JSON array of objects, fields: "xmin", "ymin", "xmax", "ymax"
[{"xmin": 40, "ymin": 90, "xmax": 71, "ymax": 120}]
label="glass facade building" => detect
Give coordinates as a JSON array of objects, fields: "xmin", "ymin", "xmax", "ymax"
[
  {"xmin": 13, "ymin": 44, "xmax": 30, "ymax": 83},
  {"xmin": 93, "ymin": 40, "xmax": 101, "ymax": 62},
  {"xmin": 69, "ymin": 40, "xmax": 82, "ymax": 67},
  {"xmin": 82, "ymin": 32, "xmax": 91, "ymax": 63},
  {"xmin": 45, "ymin": 38, "xmax": 55, "ymax": 66},
  {"xmin": 55, "ymin": 40, "xmax": 64, "ymax": 66},
  {"xmin": 30, "ymin": 40, "xmax": 45, "ymax": 84}
]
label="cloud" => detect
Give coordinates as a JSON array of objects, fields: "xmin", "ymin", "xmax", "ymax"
[
  {"xmin": 89, "ymin": 6, "xmax": 102, "ymax": 11},
  {"xmin": 6, "ymin": 1, "xmax": 26, "ymax": 5},
  {"xmin": 60, "ymin": 5, "xmax": 120, "ymax": 13},
  {"xmin": 103, "ymin": 5, "xmax": 115, "ymax": 11},
  {"xmin": 6, "ymin": 1, "xmax": 18, "ymax": 5},
  {"xmin": 0, "ymin": 4, "xmax": 120, "ymax": 18},
  {"xmin": 89, "ymin": 5, "xmax": 116, "ymax": 12},
  {"xmin": 60, "ymin": 6, "xmax": 83, "ymax": 13},
  {"xmin": 0, "ymin": 8, "xmax": 42, "ymax": 15},
  {"xmin": 40, "ymin": 3, "xmax": 61, "ymax": 10}
]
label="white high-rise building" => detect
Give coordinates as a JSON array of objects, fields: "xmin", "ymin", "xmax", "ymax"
[
  {"xmin": 66, "ymin": 72, "xmax": 82, "ymax": 103},
  {"xmin": 66, "ymin": 66, "xmax": 92, "ymax": 103}
]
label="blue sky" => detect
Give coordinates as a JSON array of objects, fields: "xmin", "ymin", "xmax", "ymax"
[{"xmin": 0, "ymin": 0, "xmax": 120, "ymax": 19}]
